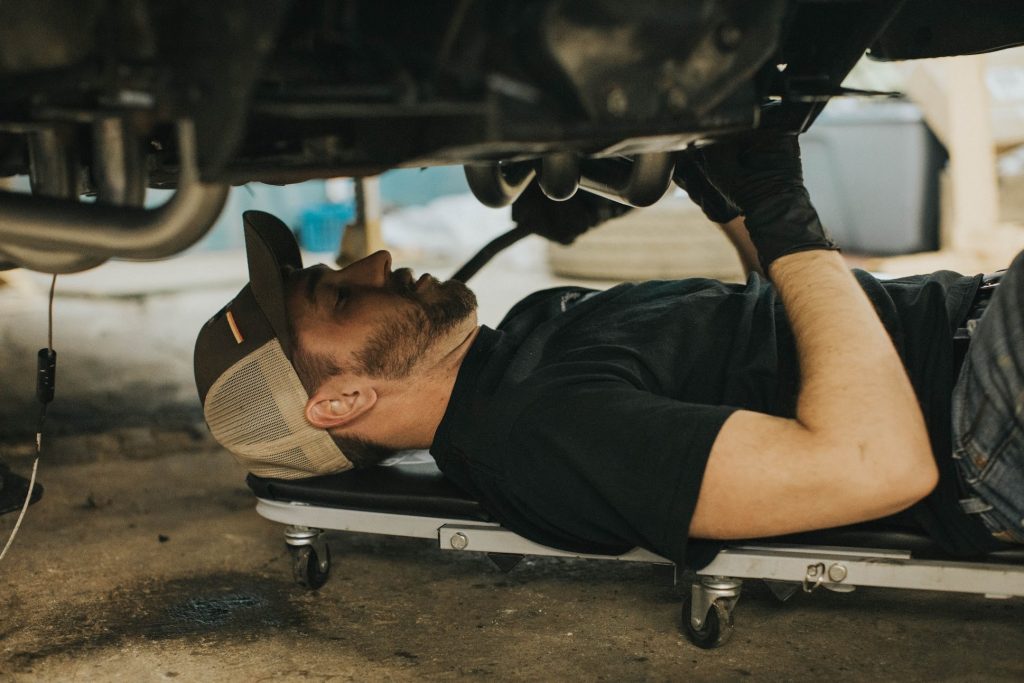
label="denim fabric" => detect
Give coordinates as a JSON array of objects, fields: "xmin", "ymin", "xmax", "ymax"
[{"xmin": 951, "ymin": 249, "xmax": 1024, "ymax": 544}]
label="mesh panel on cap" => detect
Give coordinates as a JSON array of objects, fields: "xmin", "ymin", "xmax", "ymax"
[{"xmin": 204, "ymin": 340, "xmax": 352, "ymax": 479}]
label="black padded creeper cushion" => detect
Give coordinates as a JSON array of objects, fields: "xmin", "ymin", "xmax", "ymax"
[{"xmin": 247, "ymin": 460, "xmax": 489, "ymax": 521}]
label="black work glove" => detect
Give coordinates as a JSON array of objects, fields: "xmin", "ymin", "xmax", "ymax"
[
  {"xmin": 511, "ymin": 181, "xmax": 633, "ymax": 245},
  {"xmin": 695, "ymin": 133, "xmax": 838, "ymax": 272},
  {"xmin": 672, "ymin": 151, "xmax": 741, "ymax": 224}
]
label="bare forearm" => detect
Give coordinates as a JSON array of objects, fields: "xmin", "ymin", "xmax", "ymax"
[
  {"xmin": 718, "ymin": 216, "xmax": 763, "ymax": 278},
  {"xmin": 770, "ymin": 250, "xmax": 936, "ymax": 489}
]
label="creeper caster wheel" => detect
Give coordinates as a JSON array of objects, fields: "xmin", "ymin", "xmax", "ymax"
[
  {"xmin": 682, "ymin": 595, "xmax": 734, "ymax": 648},
  {"xmin": 284, "ymin": 525, "xmax": 331, "ymax": 590},
  {"xmin": 681, "ymin": 576, "xmax": 742, "ymax": 649},
  {"xmin": 291, "ymin": 544, "xmax": 331, "ymax": 589}
]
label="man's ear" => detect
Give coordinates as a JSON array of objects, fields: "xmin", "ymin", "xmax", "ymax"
[{"xmin": 305, "ymin": 385, "xmax": 378, "ymax": 429}]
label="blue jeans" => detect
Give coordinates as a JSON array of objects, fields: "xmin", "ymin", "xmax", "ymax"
[{"xmin": 951, "ymin": 249, "xmax": 1024, "ymax": 544}]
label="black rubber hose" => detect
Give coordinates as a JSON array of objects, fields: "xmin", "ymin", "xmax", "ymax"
[{"xmin": 451, "ymin": 225, "xmax": 532, "ymax": 283}]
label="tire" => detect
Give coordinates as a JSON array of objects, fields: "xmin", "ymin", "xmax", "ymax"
[
  {"xmin": 291, "ymin": 544, "xmax": 331, "ymax": 590},
  {"xmin": 547, "ymin": 195, "xmax": 745, "ymax": 282}
]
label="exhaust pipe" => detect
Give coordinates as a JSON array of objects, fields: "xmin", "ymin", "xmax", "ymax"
[{"xmin": 0, "ymin": 119, "xmax": 229, "ymax": 273}]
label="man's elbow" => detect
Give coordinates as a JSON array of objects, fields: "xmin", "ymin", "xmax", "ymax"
[
  {"xmin": 882, "ymin": 446, "xmax": 939, "ymax": 512},
  {"xmin": 910, "ymin": 454, "xmax": 940, "ymax": 503},
  {"xmin": 843, "ymin": 437, "xmax": 939, "ymax": 519}
]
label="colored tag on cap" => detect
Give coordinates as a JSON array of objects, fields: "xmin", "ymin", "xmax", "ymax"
[{"xmin": 225, "ymin": 310, "xmax": 244, "ymax": 344}]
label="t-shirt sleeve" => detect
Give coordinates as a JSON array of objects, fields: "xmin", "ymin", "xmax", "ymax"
[{"xmin": 501, "ymin": 376, "xmax": 736, "ymax": 568}]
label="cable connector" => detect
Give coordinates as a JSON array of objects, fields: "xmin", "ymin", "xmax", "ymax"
[{"xmin": 36, "ymin": 348, "xmax": 56, "ymax": 405}]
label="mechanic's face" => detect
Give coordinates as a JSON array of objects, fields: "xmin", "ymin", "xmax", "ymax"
[{"xmin": 286, "ymin": 251, "xmax": 478, "ymax": 380}]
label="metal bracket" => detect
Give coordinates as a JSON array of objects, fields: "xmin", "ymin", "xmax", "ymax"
[
  {"xmin": 765, "ymin": 580, "xmax": 801, "ymax": 602},
  {"xmin": 803, "ymin": 561, "xmax": 855, "ymax": 594},
  {"xmin": 438, "ymin": 523, "xmax": 671, "ymax": 564}
]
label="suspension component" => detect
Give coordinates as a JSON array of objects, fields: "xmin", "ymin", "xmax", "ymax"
[{"xmin": 464, "ymin": 161, "xmax": 536, "ymax": 208}]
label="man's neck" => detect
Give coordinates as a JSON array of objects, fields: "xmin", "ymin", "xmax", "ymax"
[
  {"xmin": 414, "ymin": 324, "xmax": 482, "ymax": 447},
  {"xmin": 358, "ymin": 324, "xmax": 482, "ymax": 451}
]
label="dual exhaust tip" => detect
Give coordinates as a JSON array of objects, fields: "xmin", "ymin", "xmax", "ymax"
[{"xmin": 464, "ymin": 151, "xmax": 677, "ymax": 209}]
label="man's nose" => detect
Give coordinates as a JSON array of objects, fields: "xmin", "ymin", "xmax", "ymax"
[{"xmin": 337, "ymin": 249, "xmax": 392, "ymax": 286}]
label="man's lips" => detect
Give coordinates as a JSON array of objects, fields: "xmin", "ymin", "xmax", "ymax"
[
  {"xmin": 389, "ymin": 267, "xmax": 434, "ymax": 293},
  {"xmin": 391, "ymin": 268, "xmax": 416, "ymax": 291}
]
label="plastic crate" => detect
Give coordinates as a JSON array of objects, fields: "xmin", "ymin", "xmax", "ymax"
[{"xmin": 299, "ymin": 202, "xmax": 356, "ymax": 253}]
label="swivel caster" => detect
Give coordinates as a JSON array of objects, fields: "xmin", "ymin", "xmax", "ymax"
[
  {"xmin": 681, "ymin": 576, "xmax": 742, "ymax": 649},
  {"xmin": 284, "ymin": 525, "xmax": 331, "ymax": 590},
  {"xmin": 290, "ymin": 544, "xmax": 331, "ymax": 590}
]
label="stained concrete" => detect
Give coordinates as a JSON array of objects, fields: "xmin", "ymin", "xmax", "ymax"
[{"xmin": 1, "ymin": 250, "xmax": 1023, "ymax": 681}]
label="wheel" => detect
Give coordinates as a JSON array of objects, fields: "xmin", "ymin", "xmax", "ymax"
[
  {"xmin": 291, "ymin": 544, "xmax": 331, "ymax": 590},
  {"xmin": 682, "ymin": 596, "xmax": 735, "ymax": 649}
]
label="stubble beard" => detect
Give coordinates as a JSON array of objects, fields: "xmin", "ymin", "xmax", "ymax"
[{"xmin": 353, "ymin": 277, "xmax": 477, "ymax": 381}]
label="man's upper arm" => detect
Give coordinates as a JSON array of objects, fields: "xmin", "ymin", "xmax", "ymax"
[{"xmin": 690, "ymin": 409, "xmax": 930, "ymax": 540}]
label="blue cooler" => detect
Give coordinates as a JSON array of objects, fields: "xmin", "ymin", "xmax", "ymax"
[{"xmin": 299, "ymin": 202, "xmax": 356, "ymax": 252}]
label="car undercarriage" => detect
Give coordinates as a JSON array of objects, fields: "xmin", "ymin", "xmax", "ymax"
[{"xmin": 0, "ymin": 0, "xmax": 1021, "ymax": 273}]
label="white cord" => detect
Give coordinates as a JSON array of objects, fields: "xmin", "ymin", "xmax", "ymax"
[
  {"xmin": 0, "ymin": 458, "xmax": 39, "ymax": 562},
  {"xmin": 0, "ymin": 274, "xmax": 56, "ymax": 563}
]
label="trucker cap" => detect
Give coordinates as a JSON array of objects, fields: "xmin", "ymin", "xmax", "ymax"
[{"xmin": 193, "ymin": 210, "xmax": 353, "ymax": 479}]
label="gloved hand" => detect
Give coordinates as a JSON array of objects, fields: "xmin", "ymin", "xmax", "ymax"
[
  {"xmin": 695, "ymin": 132, "xmax": 838, "ymax": 272},
  {"xmin": 672, "ymin": 151, "xmax": 741, "ymax": 224},
  {"xmin": 512, "ymin": 181, "xmax": 632, "ymax": 245}
]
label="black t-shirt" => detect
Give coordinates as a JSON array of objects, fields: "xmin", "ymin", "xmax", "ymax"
[{"xmin": 430, "ymin": 271, "xmax": 997, "ymax": 569}]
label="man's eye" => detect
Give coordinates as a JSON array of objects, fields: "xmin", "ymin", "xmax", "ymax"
[{"xmin": 334, "ymin": 288, "xmax": 349, "ymax": 308}]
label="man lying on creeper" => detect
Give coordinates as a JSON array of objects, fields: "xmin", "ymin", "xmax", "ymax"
[{"xmin": 195, "ymin": 131, "xmax": 1023, "ymax": 569}]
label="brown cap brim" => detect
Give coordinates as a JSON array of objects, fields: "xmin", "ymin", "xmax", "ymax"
[
  {"xmin": 243, "ymin": 210, "xmax": 303, "ymax": 358},
  {"xmin": 194, "ymin": 210, "xmax": 304, "ymax": 404}
]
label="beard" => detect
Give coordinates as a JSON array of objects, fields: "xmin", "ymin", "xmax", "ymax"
[{"xmin": 352, "ymin": 275, "xmax": 477, "ymax": 380}]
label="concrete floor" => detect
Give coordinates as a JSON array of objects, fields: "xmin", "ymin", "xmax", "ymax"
[{"xmin": 1, "ymin": 246, "xmax": 1023, "ymax": 681}]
